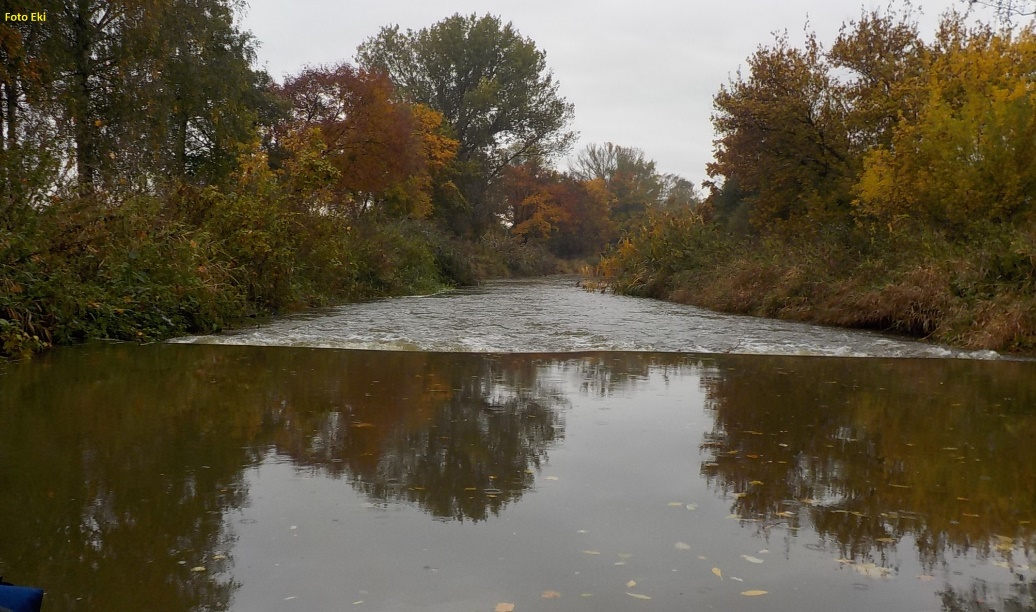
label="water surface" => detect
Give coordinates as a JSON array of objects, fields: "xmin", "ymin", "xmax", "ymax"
[
  {"xmin": 1, "ymin": 343, "xmax": 1033, "ymax": 611},
  {"xmin": 171, "ymin": 277, "xmax": 999, "ymax": 359}
]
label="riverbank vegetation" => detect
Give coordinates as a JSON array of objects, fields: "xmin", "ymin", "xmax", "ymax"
[
  {"xmin": 0, "ymin": 7, "xmax": 621, "ymax": 357},
  {"xmin": 598, "ymin": 9, "xmax": 1036, "ymax": 353},
  {"xmin": 3, "ymin": 3, "xmax": 1033, "ymax": 357}
]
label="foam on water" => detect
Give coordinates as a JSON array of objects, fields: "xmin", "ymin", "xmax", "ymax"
[{"xmin": 169, "ymin": 276, "xmax": 1001, "ymax": 359}]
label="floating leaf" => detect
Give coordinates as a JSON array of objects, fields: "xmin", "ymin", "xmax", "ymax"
[
  {"xmin": 626, "ymin": 592, "xmax": 652, "ymax": 600},
  {"xmin": 686, "ymin": 503, "xmax": 698, "ymax": 511},
  {"xmin": 741, "ymin": 555, "xmax": 764, "ymax": 564},
  {"xmin": 541, "ymin": 590, "xmax": 561, "ymax": 599},
  {"xmin": 749, "ymin": 480, "xmax": 764, "ymax": 486},
  {"xmin": 675, "ymin": 542, "xmax": 691, "ymax": 550},
  {"xmin": 351, "ymin": 422, "xmax": 375, "ymax": 428},
  {"xmin": 712, "ymin": 567, "xmax": 723, "ymax": 579},
  {"xmin": 667, "ymin": 502, "xmax": 684, "ymax": 507},
  {"xmin": 494, "ymin": 604, "xmax": 515, "ymax": 612},
  {"xmin": 626, "ymin": 580, "xmax": 637, "ymax": 588},
  {"xmin": 190, "ymin": 566, "xmax": 206, "ymax": 572},
  {"xmin": 741, "ymin": 590, "xmax": 768, "ymax": 597},
  {"xmin": 544, "ymin": 476, "xmax": 559, "ymax": 481},
  {"xmin": 582, "ymin": 550, "xmax": 600, "ymax": 555}
]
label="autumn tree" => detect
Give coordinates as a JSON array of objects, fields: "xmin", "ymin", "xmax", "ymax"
[
  {"xmin": 854, "ymin": 21, "xmax": 1036, "ymax": 233},
  {"xmin": 708, "ymin": 31, "xmax": 852, "ymax": 232},
  {"xmin": 572, "ymin": 142, "xmax": 662, "ymax": 224},
  {"xmin": 277, "ymin": 64, "xmax": 457, "ymax": 219},
  {"xmin": 357, "ymin": 13, "xmax": 574, "ymax": 235}
]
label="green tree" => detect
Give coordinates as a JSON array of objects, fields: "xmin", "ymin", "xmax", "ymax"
[{"xmin": 357, "ymin": 13, "xmax": 574, "ymax": 235}]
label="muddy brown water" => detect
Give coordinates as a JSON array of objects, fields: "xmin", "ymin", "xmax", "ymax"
[{"xmin": 1, "ymin": 280, "xmax": 1033, "ymax": 611}]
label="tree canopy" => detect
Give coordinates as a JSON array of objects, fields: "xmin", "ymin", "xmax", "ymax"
[{"xmin": 357, "ymin": 13, "xmax": 575, "ymax": 234}]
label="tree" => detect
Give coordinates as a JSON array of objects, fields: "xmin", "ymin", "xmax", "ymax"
[
  {"xmin": 357, "ymin": 13, "xmax": 574, "ymax": 235},
  {"xmin": 854, "ymin": 23, "xmax": 1036, "ymax": 232},
  {"xmin": 572, "ymin": 142, "xmax": 664, "ymax": 224},
  {"xmin": 277, "ymin": 64, "xmax": 457, "ymax": 218},
  {"xmin": 708, "ymin": 31, "xmax": 852, "ymax": 231},
  {"xmin": 965, "ymin": 0, "xmax": 1036, "ymax": 25}
]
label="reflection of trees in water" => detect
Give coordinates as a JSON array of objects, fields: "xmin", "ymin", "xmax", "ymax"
[
  {"xmin": 0, "ymin": 344, "xmax": 254, "ymax": 610},
  {"xmin": 0, "ymin": 346, "xmax": 579, "ymax": 606},
  {"xmin": 940, "ymin": 577, "xmax": 1036, "ymax": 612},
  {"xmin": 697, "ymin": 355, "xmax": 1036, "ymax": 603}
]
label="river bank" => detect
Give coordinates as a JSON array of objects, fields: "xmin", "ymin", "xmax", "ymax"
[{"xmin": 594, "ymin": 212, "xmax": 1036, "ymax": 356}]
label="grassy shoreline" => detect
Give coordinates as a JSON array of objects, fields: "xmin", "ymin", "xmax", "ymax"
[{"xmin": 593, "ymin": 215, "xmax": 1035, "ymax": 356}]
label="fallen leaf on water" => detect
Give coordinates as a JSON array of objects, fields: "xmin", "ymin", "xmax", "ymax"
[
  {"xmin": 852, "ymin": 563, "xmax": 892, "ymax": 579},
  {"xmin": 190, "ymin": 566, "xmax": 206, "ymax": 572},
  {"xmin": 741, "ymin": 590, "xmax": 768, "ymax": 597},
  {"xmin": 731, "ymin": 576, "xmax": 744, "ymax": 582},
  {"xmin": 668, "ymin": 502, "xmax": 684, "ymax": 507},
  {"xmin": 582, "ymin": 550, "xmax": 600, "ymax": 555},
  {"xmin": 614, "ymin": 562, "xmax": 626, "ymax": 566},
  {"xmin": 962, "ymin": 513, "xmax": 981, "ymax": 518},
  {"xmin": 351, "ymin": 422, "xmax": 375, "ymax": 428},
  {"xmin": 544, "ymin": 476, "xmax": 559, "ymax": 481},
  {"xmin": 889, "ymin": 484, "xmax": 910, "ymax": 489},
  {"xmin": 758, "ymin": 549, "xmax": 769, "ymax": 554},
  {"xmin": 749, "ymin": 480, "xmax": 764, "ymax": 486},
  {"xmin": 580, "ymin": 593, "xmax": 592, "ymax": 598},
  {"xmin": 776, "ymin": 511, "xmax": 794, "ymax": 518},
  {"xmin": 712, "ymin": 567, "xmax": 723, "ymax": 579},
  {"xmin": 494, "ymin": 604, "xmax": 515, "ymax": 612},
  {"xmin": 626, "ymin": 592, "xmax": 652, "ymax": 600},
  {"xmin": 686, "ymin": 503, "xmax": 698, "ymax": 511},
  {"xmin": 541, "ymin": 590, "xmax": 561, "ymax": 599},
  {"xmin": 741, "ymin": 555, "xmax": 764, "ymax": 564},
  {"xmin": 675, "ymin": 542, "xmax": 691, "ymax": 550},
  {"xmin": 626, "ymin": 580, "xmax": 637, "ymax": 588}
]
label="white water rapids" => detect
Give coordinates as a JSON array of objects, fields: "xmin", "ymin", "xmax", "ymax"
[{"xmin": 170, "ymin": 276, "xmax": 1000, "ymax": 359}]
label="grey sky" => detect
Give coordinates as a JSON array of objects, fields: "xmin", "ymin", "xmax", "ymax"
[{"xmin": 241, "ymin": 1, "xmax": 981, "ymax": 187}]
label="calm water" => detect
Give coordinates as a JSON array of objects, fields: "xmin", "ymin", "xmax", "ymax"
[{"xmin": 1, "ymin": 280, "xmax": 1033, "ymax": 611}]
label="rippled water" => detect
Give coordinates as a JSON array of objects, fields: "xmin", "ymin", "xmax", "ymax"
[{"xmin": 172, "ymin": 276, "xmax": 998, "ymax": 359}]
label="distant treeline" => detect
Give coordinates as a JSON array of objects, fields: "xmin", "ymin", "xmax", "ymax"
[
  {"xmin": 600, "ymin": 10, "xmax": 1035, "ymax": 352},
  {"xmin": 0, "ymin": 5, "xmax": 695, "ymax": 357}
]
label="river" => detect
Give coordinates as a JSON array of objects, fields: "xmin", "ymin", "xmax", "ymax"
[{"xmin": 1, "ymin": 277, "xmax": 1032, "ymax": 611}]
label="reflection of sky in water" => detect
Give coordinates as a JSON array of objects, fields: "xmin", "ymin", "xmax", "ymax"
[{"xmin": 171, "ymin": 276, "xmax": 1001, "ymax": 359}]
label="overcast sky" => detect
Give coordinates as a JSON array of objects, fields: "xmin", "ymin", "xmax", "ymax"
[{"xmin": 241, "ymin": 0, "xmax": 985, "ymax": 187}]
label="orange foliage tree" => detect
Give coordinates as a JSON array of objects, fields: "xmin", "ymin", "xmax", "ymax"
[{"xmin": 277, "ymin": 64, "xmax": 457, "ymax": 218}]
